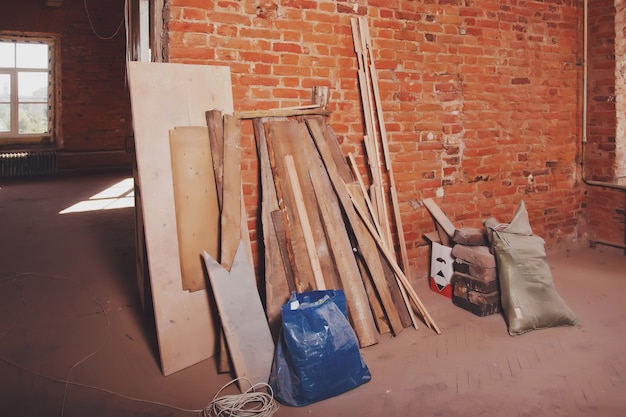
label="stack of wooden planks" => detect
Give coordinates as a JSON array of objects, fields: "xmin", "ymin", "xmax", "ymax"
[{"xmin": 251, "ymin": 114, "xmax": 440, "ymax": 348}]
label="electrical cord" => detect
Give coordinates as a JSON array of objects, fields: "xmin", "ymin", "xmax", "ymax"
[
  {"xmin": 0, "ymin": 271, "xmax": 279, "ymax": 417},
  {"xmin": 200, "ymin": 378, "xmax": 279, "ymax": 417}
]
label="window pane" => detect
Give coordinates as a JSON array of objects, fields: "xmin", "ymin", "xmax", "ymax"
[
  {"xmin": 0, "ymin": 42, "xmax": 15, "ymax": 68},
  {"xmin": 0, "ymin": 74, "xmax": 10, "ymax": 102},
  {"xmin": 0, "ymin": 103, "xmax": 10, "ymax": 132},
  {"xmin": 19, "ymin": 103, "xmax": 48, "ymax": 134},
  {"xmin": 18, "ymin": 72, "xmax": 48, "ymax": 102},
  {"xmin": 16, "ymin": 43, "xmax": 48, "ymax": 69}
]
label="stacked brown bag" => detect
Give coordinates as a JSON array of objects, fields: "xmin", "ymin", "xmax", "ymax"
[{"xmin": 450, "ymin": 228, "xmax": 501, "ymax": 317}]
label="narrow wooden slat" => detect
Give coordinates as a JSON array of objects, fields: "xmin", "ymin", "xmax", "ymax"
[
  {"xmin": 220, "ymin": 114, "xmax": 241, "ymax": 270},
  {"xmin": 360, "ymin": 16, "xmax": 412, "ymax": 279},
  {"xmin": 306, "ymin": 116, "xmax": 401, "ymax": 338},
  {"xmin": 422, "ymin": 198, "xmax": 457, "ymax": 239},
  {"xmin": 284, "ymin": 154, "xmax": 327, "ymax": 291},
  {"xmin": 270, "ymin": 209, "xmax": 296, "ymax": 293},
  {"xmin": 351, "ymin": 18, "xmax": 394, "ymax": 252},
  {"xmin": 205, "ymin": 110, "xmax": 224, "ymax": 207},
  {"xmin": 307, "ymin": 146, "xmax": 390, "ymax": 337},
  {"xmin": 345, "ymin": 185, "xmax": 441, "ymax": 334},
  {"xmin": 345, "ymin": 181, "xmax": 409, "ymax": 334},
  {"xmin": 236, "ymin": 107, "xmax": 331, "ymax": 119}
]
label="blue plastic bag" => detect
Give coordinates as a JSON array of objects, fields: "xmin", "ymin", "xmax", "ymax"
[{"xmin": 269, "ymin": 290, "xmax": 371, "ymax": 407}]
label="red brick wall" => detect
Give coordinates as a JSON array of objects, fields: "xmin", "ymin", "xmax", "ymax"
[
  {"xmin": 585, "ymin": 0, "xmax": 615, "ymax": 182},
  {"xmin": 0, "ymin": 0, "xmax": 131, "ymax": 170},
  {"xmin": 166, "ymin": 0, "xmax": 587, "ymax": 277},
  {"xmin": 584, "ymin": 0, "xmax": 625, "ymax": 248}
]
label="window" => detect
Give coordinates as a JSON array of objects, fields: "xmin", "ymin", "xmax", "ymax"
[{"xmin": 0, "ymin": 36, "xmax": 55, "ymax": 144}]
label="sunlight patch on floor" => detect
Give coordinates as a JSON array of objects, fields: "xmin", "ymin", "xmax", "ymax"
[{"xmin": 59, "ymin": 178, "xmax": 134, "ymax": 214}]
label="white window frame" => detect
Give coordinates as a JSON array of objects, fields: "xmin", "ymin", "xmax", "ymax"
[{"xmin": 0, "ymin": 35, "xmax": 56, "ymax": 146}]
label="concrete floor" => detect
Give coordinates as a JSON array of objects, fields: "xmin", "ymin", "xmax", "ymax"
[{"xmin": 1, "ymin": 171, "xmax": 626, "ymax": 417}]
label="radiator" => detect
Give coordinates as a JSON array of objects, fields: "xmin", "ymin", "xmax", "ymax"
[{"xmin": 0, "ymin": 151, "xmax": 57, "ymax": 178}]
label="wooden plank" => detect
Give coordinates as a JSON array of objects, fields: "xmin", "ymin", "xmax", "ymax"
[
  {"xmin": 169, "ymin": 126, "xmax": 220, "ymax": 292},
  {"xmin": 308, "ymin": 149, "xmax": 396, "ymax": 336},
  {"xmin": 278, "ymin": 121, "xmax": 340, "ymax": 290},
  {"xmin": 270, "ymin": 210, "xmax": 296, "ymax": 293},
  {"xmin": 360, "ymin": 16, "xmax": 412, "ymax": 279},
  {"xmin": 205, "ymin": 110, "xmax": 224, "ymax": 207},
  {"xmin": 253, "ymin": 118, "xmax": 291, "ymax": 340},
  {"xmin": 202, "ymin": 241, "xmax": 274, "ymax": 389},
  {"xmin": 422, "ymin": 198, "xmax": 457, "ymax": 239},
  {"xmin": 284, "ymin": 154, "xmax": 327, "ymax": 291},
  {"xmin": 324, "ymin": 123, "xmax": 354, "ymax": 183},
  {"xmin": 236, "ymin": 107, "xmax": 331, "ymax": 119},
  {"xmin": 266, "ymin": 120, "xmax": 335, "ymax": 293},
  {"xmin": 346, "ymin": 186, "xmax": 441, "ymax": 334},
  {"xmin": 306, "ymin": 116, "xmax": 401, "ymax": 341},
  {"xmin": 345, "ymin": 182, "xmax": 408, "ymax": 334},
  {"xmin": 128, "ymin": 61, "xmax": 233, "ymax": 375},
  {"xmin": 220, "ymin": 115, "xmax": 242, "ymax": 270},
  {"xmin": 264, "ymin": 122, "xmax": 315, "ymax": 292}
]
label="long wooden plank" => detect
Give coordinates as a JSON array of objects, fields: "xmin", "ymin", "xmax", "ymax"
[
  {"xmin": 266, "ymin": 120, "xmax": 340, "ymax": 291},
  {"xmin": 264, "ymin": 121, "xmax": 316, "ymax": 293},
  {"xmin": 236, "ymin": 107, "xmax": 331, "ymax": 119},
  {"xmin": 422, "ymin": 198, "xmax": 457, "ymax": 239},
  {"xmin": 308, "ymin": 149, "xmax": 396, "ymax": 337},
  {"xmin": 203, "ymin": 241, "xmax": 274, "ymax": 389},
  {"xmin": 346, "ymin": 182, "xmax": 418, "ymax": 329},
  {"xmin": 169, "ymin": 127, "xmax": 220, "ymax": 292},
  {"xmin": 284, "ymin": 154, "xmax": 327, "ymax": 291},
  {"xmin": 360, "ymin": 16, "xmax": 412, "ymax": 279},
  {"xmin": 346, "ymin": 186, "xmax": 441, "ymax": 334},
  {"xmin": 205, "ymin": 110, "xmax": 224, "ymax": 207},
  {"xmin": 305, "ymin": 116, "xmax": 403, "ymax": 338},
  {"xmin": 351, "ymin": 18, "xmax": 393, "ymax": 251},
  {"xmin": 128, "ymin": 61, "xmax": 233, "ymax": 375},
  {"xmin": 220, "ymin": 115, "xmax": 242, "ymax": 270},
  {"xmin": 253, "ymin": 118, "xmax": 291, "ymax": 340}
]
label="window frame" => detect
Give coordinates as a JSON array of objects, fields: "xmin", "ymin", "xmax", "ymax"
[{"xmin": 0, "ymin": 34, "xmax": 57, "ymax": 147}]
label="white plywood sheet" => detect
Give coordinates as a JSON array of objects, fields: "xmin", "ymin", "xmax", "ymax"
[{"xmin": 128, "ymin": 61, "xmax": 233, "ymax": 376}]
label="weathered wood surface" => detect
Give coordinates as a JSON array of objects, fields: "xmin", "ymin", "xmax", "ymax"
[
  {"xmin": 128, "ymin": 61, "xmax": 233, "ymax": 375},
  {"xmin": 203, "ymin": 241, "xmax": 274, "ymax": 389}
]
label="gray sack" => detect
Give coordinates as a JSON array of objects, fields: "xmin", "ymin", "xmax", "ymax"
[{"xmin": 484, "ymin": 201, "xmax": 578, "ymax": 336}]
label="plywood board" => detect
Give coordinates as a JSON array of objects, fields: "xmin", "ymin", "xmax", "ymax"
[
  {"xmin": 128, "ymin": 61, "xmax": 233, "ymax": 376},
  {"xmin": 169, "ymin": 126, "xmax": 219, "ymax": 292},
  {"xmin": 203, "ymin": 242, "xmax": 274, "ymax": 389}
]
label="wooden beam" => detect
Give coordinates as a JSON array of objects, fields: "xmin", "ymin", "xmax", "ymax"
[
  {"xmin": 422, "ymin": 198, "xmax": 457, "ymax": 239},
  {"xmin": 220, "ymin": 115, "xmax": 242, "ymax": 271},
  {"xmin": 346, "ymin": 186, "xmax": 441, "ymax": 334},
  {"xmin": 236, "ymin": 107, "xmax": 331, "ymax": 119},
  {"xmin": 284, "ymin": 154, "xmax": 327, "ymax": 291}
]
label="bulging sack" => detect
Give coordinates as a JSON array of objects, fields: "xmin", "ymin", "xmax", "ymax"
[
  {"xmin": 484, "ymin": 201, "xmax": 578, "ymax": 335},
  {"xmin": 269, "ymin": 290, "xmax": 371, "ymax": 406}
]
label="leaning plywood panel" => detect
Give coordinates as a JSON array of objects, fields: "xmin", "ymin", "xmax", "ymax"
[
  {"xmin": 202, "ymin": 242, "xmax": 275, "ymax": 389},
  {"xmin": 128, "ymin": 61, "xmax": 233, "ymax": 376},
  {"xmin": 169, "ymin": 126, "xmax": 220, "ymax": 291}
]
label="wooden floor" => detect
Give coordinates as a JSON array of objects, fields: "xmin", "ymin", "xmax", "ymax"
[{"xmin": 1, "ymin": 171, "xmax": 625, "ymax": 417}]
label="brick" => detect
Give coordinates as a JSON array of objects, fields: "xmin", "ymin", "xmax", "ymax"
[
  {"xmin": 452, "ymin": 227, "xmax": 489, "ymax": 246},
  {"xmin": 452, "ymin": 295, "xmax": 501, "ymax": 317},
  {"xmin": 451, "ymin": 272, "xmax": 498, "ymax": 294},
  {"xmin": 451, "ymin": 244, "xmax": 496, "ymax": 269}
]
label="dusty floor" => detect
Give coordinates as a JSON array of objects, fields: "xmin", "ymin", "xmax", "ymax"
[{"xmin": 1, "ymin": 171, "xmax": 625, "ymax": 417}]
